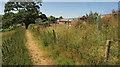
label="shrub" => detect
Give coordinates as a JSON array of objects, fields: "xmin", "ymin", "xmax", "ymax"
[{"xmin": 2, "ymin": 24, "xmax": 22, "ymax": 32}]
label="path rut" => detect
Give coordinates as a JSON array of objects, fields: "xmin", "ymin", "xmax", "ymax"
[{"xmin": 25, "ymin": 30, "xmax": 52, "ymax": 65}]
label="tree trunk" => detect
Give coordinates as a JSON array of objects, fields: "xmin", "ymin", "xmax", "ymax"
[{"xmin": 25, "ymin": 24, "xmax": 29, "ymax": 29}]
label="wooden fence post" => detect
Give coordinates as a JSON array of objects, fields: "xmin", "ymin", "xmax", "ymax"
[
  {"xmin": 37, "ymin": 27, "xmax": 39, "ymax": 31},
  {"xmin": 105, "ymin": 40, "xmax": 111, "ymax": 63},
  {"xmin": 68, "ymin": 19, "xmax": 69, "ymax": 29},
  {"xmin": 56, "ymin": 32, "xmax": 58, "ymax": 42},
  {"xmin": 53, "ymin": 29, "xmax": 56, "ymax": 43}
]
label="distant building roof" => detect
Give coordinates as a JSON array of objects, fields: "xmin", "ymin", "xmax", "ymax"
[{"xmin": 78, "ymin": 16, "xmax": 82, "ymax": 18}]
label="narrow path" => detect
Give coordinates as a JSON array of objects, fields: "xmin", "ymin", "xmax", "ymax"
[{"xmin": 25, "ymin": 30, "xmax": 52, "ymax": 65}]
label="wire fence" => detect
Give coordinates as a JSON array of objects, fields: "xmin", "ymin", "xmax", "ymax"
[
  {"xmin": 31, "ymin": 12, "xmax": 119, "ymax": 64},
  {"xmin": 61, "ymin": 13, "xmax": 119, "ymax": 38}
]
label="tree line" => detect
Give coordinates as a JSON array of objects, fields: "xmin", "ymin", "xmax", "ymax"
[{"xmin": 2, "ymin": 0, "xmax": 64, "ymax": 29}]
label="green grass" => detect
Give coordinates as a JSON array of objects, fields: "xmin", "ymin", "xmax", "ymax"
[
  {"xmin": 2, "ymin": 27, "xmax": 32, "ymax": 65},
  {"xmin": 29, "ymin": 15, "xmax": 119, "ymax": 65}
]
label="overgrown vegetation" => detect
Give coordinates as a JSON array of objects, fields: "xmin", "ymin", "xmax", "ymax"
[
  {"xmin": 0, "ymin": 24, "xmax": 22, "ymax": 32},
  {"xmin": 2, "ymin": 27, "xmax": 32, "ymax": 65},
  {"xmin": 29, "ymin": 14, "xmax": 119, "ymax": 65}
]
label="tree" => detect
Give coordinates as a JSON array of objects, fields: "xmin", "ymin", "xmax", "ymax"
[
  {"xmin": 86, "ymin": 14, "xmax": 88, "ymax": 18},
  {"xmin": 87, "ymin": 11, "xmax": 99, "ymax": 23},
  {"xmin": 93, "ymin": 12, "xmax": 98, "ymax": 19},
  {"xmin": 2, "ymin": 12, "xmax": 15, "ymax": 28},
  {"xmin": 3, "ymin": 0, "xmax": 42, "ymax": 29},
  {"xmin": 39, "ymin": 13, "xmax": 48, "ymax": 22},
  {"xmin": 0, "ymin": 15, "xmax": 3, "ymax": 23},
  {"xmin": 112, "ymin": 9, "xmax": 115, "ymax": 13},
  {"xmin": 59, "ymin": 16, "xmax": 63, "ymax": 19},
  {"xmin": 94, "ymin": 12, "xmax": 98, "ymax": 16},
  {"xmin": 89, "ymin": 11, "xmax": 94, "ymax": 17},
  {"xmin": 48, "ymin": 16, "xmax": 56, "ymax": 21}
]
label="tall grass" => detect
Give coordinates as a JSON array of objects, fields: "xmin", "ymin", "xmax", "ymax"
[
  {"xmin": 2, "ymin": 27, "xmax": 32, "ymax": 65},
  {"xmin": 29, "ymin": 15, "xmax": 119, "ymax": 65}
]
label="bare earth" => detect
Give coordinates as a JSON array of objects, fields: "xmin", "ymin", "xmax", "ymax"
[{"xmin": 25, "ymin": 30, "xmax": 52, "ymax": 65}]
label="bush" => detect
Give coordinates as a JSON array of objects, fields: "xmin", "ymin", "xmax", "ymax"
[
  {"xmin": 28, "ymin": 24, "xmax": 36, "ymax": 29},
  {"xmin": 1, "ymin": 24, "xmax": 22, "ymax": 32}
]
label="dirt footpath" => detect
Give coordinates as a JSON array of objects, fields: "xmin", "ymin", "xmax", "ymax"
[{"xmin": 25, "ymin": 30, "xmax": 52, "ymax": 65}]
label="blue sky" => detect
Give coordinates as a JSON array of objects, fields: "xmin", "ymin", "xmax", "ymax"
[
  {"xmin": 41, "ymin": 2, "xmax": 118, "ymax": 18},
  {"xmin": 0, "ymin": 1, "xmax": 118, "ymax": 18}
]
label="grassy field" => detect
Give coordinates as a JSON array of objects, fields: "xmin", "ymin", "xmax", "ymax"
[
  {"xmin": 29, "ymin": 15, "xmax": 119, "ymax": 65},
  {"xmin": 1, "ymin": 14, "xmax": 119, "ymax": 65},
  {"xmin": 2, "ymin": 27, "xmax": 32, "ymax": 65}
]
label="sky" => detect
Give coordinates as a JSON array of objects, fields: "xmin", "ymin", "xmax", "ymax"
[
  {"xmin": 0, "ymin": 0, "xmax": 119, "ymax": 18},
  {"xmin": 41, "ymin": 2, "xmax": 118, "ymax": 18}
]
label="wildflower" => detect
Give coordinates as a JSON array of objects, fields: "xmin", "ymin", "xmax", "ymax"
[{"xmin": 54, "ymin": 62, "xmax": 57, "ymax": 64}]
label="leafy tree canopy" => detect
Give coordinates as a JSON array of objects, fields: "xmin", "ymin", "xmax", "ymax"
[
  {"xmin": 59, "ymin": 16, "xmax": 63, "ymax": 19},
  {"xmin": 39, "ymin": 13, "xmax": 48, "ymax": 21},
  {"xmin": 89, "ymin": 11, "xmax": 94, "ymax": 16},
  {"xmin": 86, "ymin": 11, "xmax": 99, "ymax": 23},
  {"xmin": 0, "ymin": 15, "xmax": 3, "ymax": 23},
  {"xmin": 48, "ymin": 16, "xmax": 56, "ymax": 21},
  {"xmin": 2, "ymin": 0, "xmax": 42, "ymax": 29}
]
